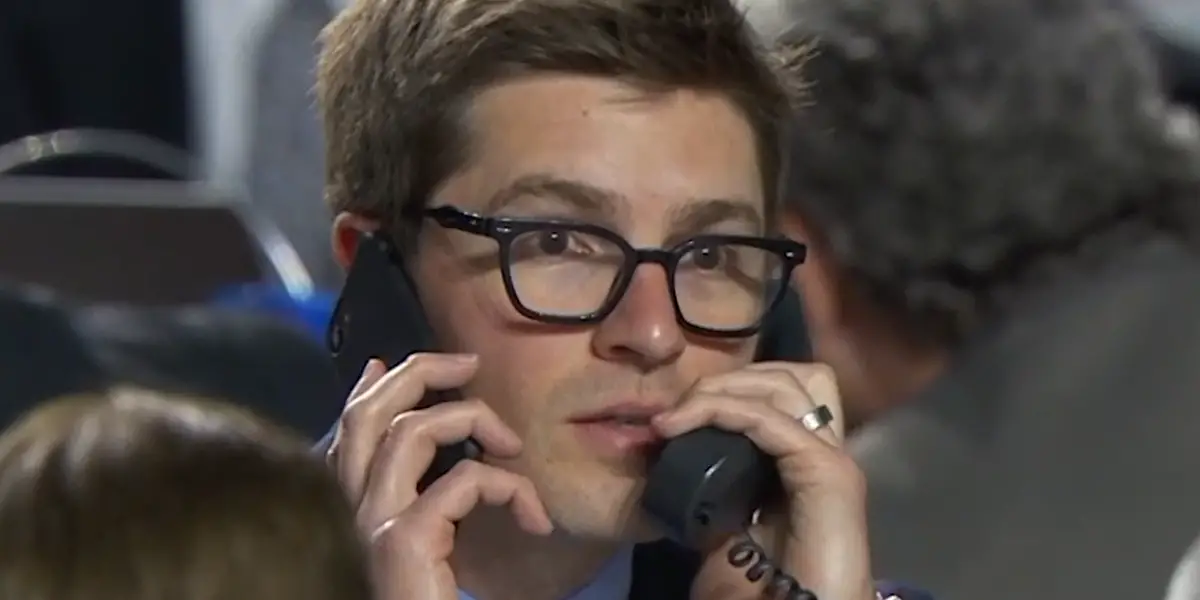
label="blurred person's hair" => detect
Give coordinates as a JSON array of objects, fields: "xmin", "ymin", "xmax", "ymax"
[
  {"xmin": 781, "ymin": 0, "xmax": 1200, "ymax": 346},
  {"xmin": 316, "ymin": 0, "xmax": 809, "ymax": 250},
  {"xmin": 0, "ymin": 388, "xmax": 371, "ymax": 600}
]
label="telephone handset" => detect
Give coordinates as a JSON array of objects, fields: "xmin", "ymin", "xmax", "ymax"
[
  {"xmin": 641, "ymin": 288, "xmax": 808, "ymax": 548},
  {"xmin": 328, "ymin": 231, "xmax": 810, "ymax": 538},
  {"xmin": 328, "ymin": 232, "xmax": 481, "ymax": 491}
]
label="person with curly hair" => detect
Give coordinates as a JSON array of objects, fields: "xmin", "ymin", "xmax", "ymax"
[{"xmin": 778, "ymin": 0, "xmax": 1200, "ymax": 597}]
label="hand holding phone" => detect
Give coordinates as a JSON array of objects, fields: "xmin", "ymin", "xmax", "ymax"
[
  {"xmin": 325, "ymin": 233, "xmax": 553, "ymax": 600},
  {"xmin": 328, "ymin": 354, "xmax": 553, "ymax": 600}
]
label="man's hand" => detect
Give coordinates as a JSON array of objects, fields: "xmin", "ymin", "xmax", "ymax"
[
  {"xmin": 327, "ymin": 354, "xmax": 554, "ymax": 600},
  {"xmin": 651, "ymin": 362, "xmax": 874, "ymax": 600}
]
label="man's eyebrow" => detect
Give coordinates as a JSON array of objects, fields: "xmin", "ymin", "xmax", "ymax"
[
  {"xmin": 483, "ymin": 174, "xmax": 623, "ymax": 218},
  {"xmin": 668, "ymin": 198, "xmax": 763, "ymax": 235},
  {"xmin": 482, "ymin": 174, "xmax": 761, "ymax": 232}
]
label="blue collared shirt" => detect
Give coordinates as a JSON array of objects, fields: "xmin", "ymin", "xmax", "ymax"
[
  {"xmin": 452, "ymin": 545, "xmax": 931, "ymax": 600},
  {"xmin": 457, "ymin": 546, "xmax": 635, "ymax": 600}
]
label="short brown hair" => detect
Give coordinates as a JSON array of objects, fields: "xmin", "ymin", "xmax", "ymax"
[
  {"xmin": 317, "ymin": 0, "xmax": 805, "ymax": 248},
  {"xmin": 0, "ymin": 389, "xmax": 371, "ymax": 600}
]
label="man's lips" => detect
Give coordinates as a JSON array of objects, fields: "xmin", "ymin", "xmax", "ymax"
[
  {"xmin": 568, "ymin": 400, "xmax": 671, "ymax": 424},
  {"xmin": 569, "ymin": 401, "xmax": 671, "ymax": 455}
]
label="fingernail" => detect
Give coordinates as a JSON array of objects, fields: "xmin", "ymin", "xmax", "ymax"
[
  {"xmin": 451, "ymin": 353, "xmax": 479, "ymax": 364},
  {"xmin": 361, "ymin": 359, "xmax": 382, "ymax": 378},
  {"xmin": 650, "ymin": 413, "xmax": 677, "ymax": 432}
]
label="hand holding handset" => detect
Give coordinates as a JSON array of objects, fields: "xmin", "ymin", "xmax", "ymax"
[
  {"xmin": 328, "ymin": 231, "xmax": 805, "ymax": 543},
  {"xmin": 328, "ymin": 232, "xmax": 481, "ymax": 491}
]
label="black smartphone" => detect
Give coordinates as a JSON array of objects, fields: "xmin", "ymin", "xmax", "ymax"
[
  {"xmin": 328, "ymin": 231, "xmax": 810, "ymax": 545},
  {"xmin": 327, "ymin": 231, "xmax": 480, "ymax": 491}
]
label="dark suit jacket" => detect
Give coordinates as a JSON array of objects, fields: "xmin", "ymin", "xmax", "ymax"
[
  {"xmin": 75, "ymin": 305, "xmax": 343, "ymax": 439},
  {"xmin": 0, "ymin": 282, "xmax": 342, "ymax": 438},
  {"xmin": 0, "ymin": 283, "xmax": 109, "ymax": 426},
  {"xmin": 854, "ymin": 237, "xmax": 1200, "ymax": 599}
]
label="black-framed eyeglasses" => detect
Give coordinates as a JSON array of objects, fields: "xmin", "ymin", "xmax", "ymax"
[{"xmin": 424, "ymin": 205, "xmax": 806, "ymax": 337}]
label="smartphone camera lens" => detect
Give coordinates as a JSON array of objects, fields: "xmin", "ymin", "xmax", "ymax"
[{"xmin": 328, "ymin": 319, "xmax": 346, "ymax": 354}]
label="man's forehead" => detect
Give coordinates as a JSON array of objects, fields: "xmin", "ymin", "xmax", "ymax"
[
  {"xmin": 482, "ymin": 173, "xmax": 765, "ymax": 231},
  {"xmin": 452, "ymin": 75, "xmax": 769, "ymax": 231}
]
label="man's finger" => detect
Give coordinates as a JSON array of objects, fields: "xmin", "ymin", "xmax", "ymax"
[
  {"xmin": 652, "ymin": 392, "xmax": 839, "ymax": 463},
  {"xmin": 742, "ymin": 362, "xmax": 844, "ymax": 440},
  {"xmin": 349, "ymin": 358, "xmax": 389, "ymax": 402},
  {"xmin": 356, "ymin": 398, "xmax": 522, "ymax": 530},
  {"xmin": 327, "ymin": 359, "xmax": 388, "ymax": 466},
  {"xmin": 410, "ymin": 460, "xmax": 554, "ymax": 536},
  {"xmin": 337, "ymin": 353, "xmax": 479, "ymax": 503},
  {"xmin": 692, "ymin": 369, "xmax": 839, "ymax": 446}
]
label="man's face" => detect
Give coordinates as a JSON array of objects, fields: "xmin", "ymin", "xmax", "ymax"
[{"xmin": 414, "ymin": 75, "xmax": 766, "ymax": 541}]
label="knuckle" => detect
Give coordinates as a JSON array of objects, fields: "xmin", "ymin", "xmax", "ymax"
[
  {"xmin": 445, "ymin": 458, "xmax": 486, "ymax": 480},
  {"xmin": 398, "ymin": 351, "xmax": 444, "ymax": 374},
  {"xmin": 768, "ymin": 367, "xmax": 806, "ymax": 391},
  {"xmin": 369, "ymin": 516, "xmax": 418, "ymax": 555},
  {"xmin": 515, "ymin": 474, "xmax": 538, "ymax": 495},
  {"xmin": 459, "ymin": 397, "xmax": 491, "ymax": 415},
  {"xmin": 691, "ymin": 374, "xmax": 721, "ymax": 393},
  {"xmin": 766, "ymin": 369, "xmax": 802, "ymax": 390},
  {"xmin": 397, "ymin": 352, "xmax": 430, "ymax": 370},
  {"xmin": 340, "ymin": 398, "xmax": 376, "ymax": 430},
  {"xmin": 387, "ymin": 410, "xmax": 427, "ymax": 439},
  {"xmin": 805, "ymin": 362, "xmax": 838, "ymax": 387}
]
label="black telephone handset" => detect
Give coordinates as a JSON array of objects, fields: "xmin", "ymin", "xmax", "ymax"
[
  {"xmin": 641, "ymin": 289, "xmax": 808, "ymax": 549},
  {"xmin": 328, "ymin": 232, "xmax": 481, "ymax": 491},
  {"xmin": 328, "ymin": 232, "xmax": 811, "ymax": 545}
]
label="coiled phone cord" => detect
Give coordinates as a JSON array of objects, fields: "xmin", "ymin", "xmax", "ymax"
[{"xmin": 727, "ymin": 527, "xmax": 818, "ymax": 600}]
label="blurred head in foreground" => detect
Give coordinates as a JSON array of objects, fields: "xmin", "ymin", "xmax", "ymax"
[{"xmin": 0, "ymin": 388, "xmax": 371, "ymax": 600}]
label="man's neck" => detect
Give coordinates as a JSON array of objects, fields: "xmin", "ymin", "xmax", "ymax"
[{"xmin": 451, "ymin": 506, "xmax": 625, "ymax": 600}]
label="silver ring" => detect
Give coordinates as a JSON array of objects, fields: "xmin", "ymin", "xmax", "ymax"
[{"xmin": 798, "ymin": 404, "xmax": 834, "ymax": 433}]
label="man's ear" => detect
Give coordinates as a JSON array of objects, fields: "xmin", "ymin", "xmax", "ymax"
[{"xmin": 331, "ymin": 212, "xmax": 380, "ymax": 269}]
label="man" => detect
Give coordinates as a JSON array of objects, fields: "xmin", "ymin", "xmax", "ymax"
[
  {"xmin": 778, "ymin": 0, "xmax": 1200, "ymax": 597},
  {"xmin": 314, "ymin": 1, "xmax": 923, "ymax": 599}
]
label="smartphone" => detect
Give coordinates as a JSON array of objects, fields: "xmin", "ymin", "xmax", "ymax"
[
  {"xmin": 327, "ymin": 231, "xmax": 480, "ymax": 491},
  {"xmin": 328, "ymin": 231, "xmax": 811, "ymax": 544}
]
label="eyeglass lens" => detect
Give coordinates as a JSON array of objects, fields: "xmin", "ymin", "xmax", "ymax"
[{"xmin": 504, "ymin": 228, "xmax": 784, "ymax": 331}]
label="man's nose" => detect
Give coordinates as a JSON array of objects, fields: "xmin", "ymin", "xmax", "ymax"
[{"xmin": 590, "ymin": 264, "xmax": 686, "ymax": 370}]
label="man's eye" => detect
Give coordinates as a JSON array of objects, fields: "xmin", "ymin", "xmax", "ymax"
[
  {"xmin": 682, "ymin": 244, "xmax": 732, "ymax": 271},
  {"xmin": 513, "ymin": 230, "xmax": 595, "ymax": 259},
  {"xmin": 535, "ymin": 230, "xmax": 571, "ymax": 255}
]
